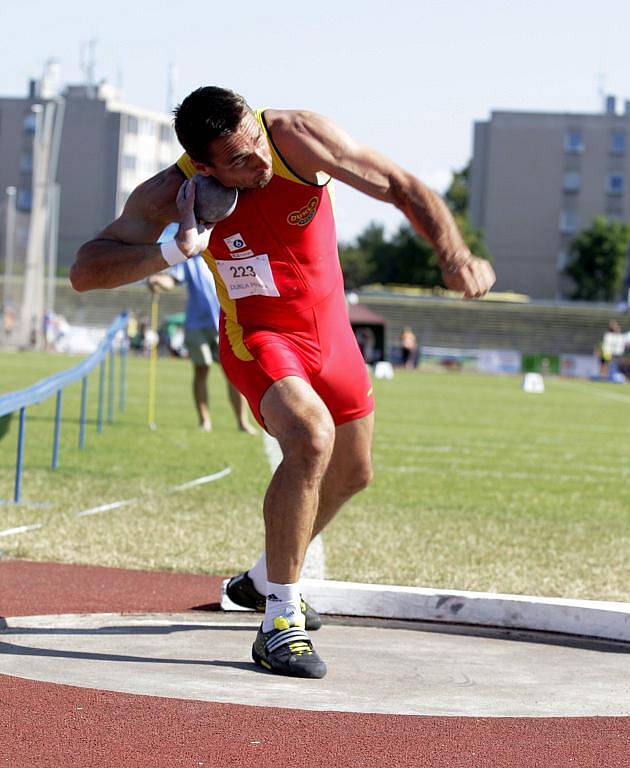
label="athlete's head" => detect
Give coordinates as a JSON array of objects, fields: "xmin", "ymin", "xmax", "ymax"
[{"xmin": 174, "ymin": 86, "xmax": 273, "ymax": 190}]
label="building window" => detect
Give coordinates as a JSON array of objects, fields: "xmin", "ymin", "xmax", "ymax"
[
  {"xmin": 610, "ymin": 131, "xmax": 625, "ymax": 156},
  {"xmin": 559, "ymin": 211, "xmax": 579, "ymax": 233},
  {"xmin": 556, "ymin": 250, "xmax": 570, "ymax": 272},
  {"xmin": 17, "ymin": 188, "xmax": 32, "ymax": 211},
  {"xmin": 126, "ymin": 115, "xmax": 138, "ymax": 134},
  {"xmin": 139, "ymin": 118, "xmax": 155, "ymax": 136},
  {"xmin": 19, "ymin": 152, "xmax": 33, "ymax": 172},
  {"xmin": 605, "ymin": 173, "xmax": 624, "ymax": 195},
  {"xmin": 23, "ymin": 113, "xmax": 37, "ymax": 133},
  {"xmin": 122, "ymin": 154, "xmax": 136, "ymax": 171},
  {"xmin": 563, "ymin": 171, "xmax": 580, "ymax": 192},
  {"xmin": 159, "ymin": 124, "xmax": 172, "ymax": 143},
  {"xmin": 564, "ymin": 129, "xmax": 584, "ymax": 154}
]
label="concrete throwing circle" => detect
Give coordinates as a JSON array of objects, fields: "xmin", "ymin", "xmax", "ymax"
[{"xmin": 1, "ymin": 612, "xmax": 629, "ymax": 717}]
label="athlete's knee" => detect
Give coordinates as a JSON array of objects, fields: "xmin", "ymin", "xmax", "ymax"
[{"xmin": 282, "ymin": 412, "xmax": 335, "ymax": 471}]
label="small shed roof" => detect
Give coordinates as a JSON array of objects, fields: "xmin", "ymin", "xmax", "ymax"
[{"xmin": 348, "ymin": 303, "xmax": 388, "ymax": 326}]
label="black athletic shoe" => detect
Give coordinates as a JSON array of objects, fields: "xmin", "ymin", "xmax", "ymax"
[
  {"xmin": 226, "ymin": 571, "xmax": 322, "ymax": 631},
  {"xmin": 252, "ymin": 616, "xmax": 327, "ymax": 679}
]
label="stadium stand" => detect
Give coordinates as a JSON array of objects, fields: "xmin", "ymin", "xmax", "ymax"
[
  {"xmin": 2, "ymin": 279, "xmax": 626, "ymax": 358},
  {"xmin": 359, "ymin": 291, "xmax": 628, "ymax": 356}
]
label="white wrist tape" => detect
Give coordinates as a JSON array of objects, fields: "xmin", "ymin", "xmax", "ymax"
[{"xmin": 160, "ymin": 239, "xmax": 187, "ymax": 266}]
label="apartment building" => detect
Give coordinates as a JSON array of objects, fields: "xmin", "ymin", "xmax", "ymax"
[
  {"xmin": 469, "ymin": 98, "xmax": 630, "ymax": 299},
  {"xmin": 0, "ymin": 76, "xmax": 181, "ymax": 271}
]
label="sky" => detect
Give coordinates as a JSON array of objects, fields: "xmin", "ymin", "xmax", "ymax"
[{"xmin": 3, "ymin": 0, "xmax": 630, "ymax": 241}]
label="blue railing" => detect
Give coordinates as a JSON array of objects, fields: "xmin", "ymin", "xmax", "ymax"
[{"xmin": 0, "ymin": 313, "xmax": 129, "ymax": 503}]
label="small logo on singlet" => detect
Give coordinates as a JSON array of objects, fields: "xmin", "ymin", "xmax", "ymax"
[
  {"xmin": 287, "ymin": 196, "xmax": 318, "ymax": 226},
  {"xmin": 224, "ymin": 233, "xmax": 247, "ymax": 251}
]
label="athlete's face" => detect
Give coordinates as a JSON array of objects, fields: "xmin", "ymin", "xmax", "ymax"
[{"xmin": 194, "ymin": 112, "xmax": 273, "ymax": 190}]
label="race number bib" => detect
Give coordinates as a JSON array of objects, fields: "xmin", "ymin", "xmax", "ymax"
[{"xmin": 215, "ymin": 254, "xmax": 280, "ymax": 299}]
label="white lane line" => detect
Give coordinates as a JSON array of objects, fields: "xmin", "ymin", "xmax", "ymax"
[
  {"xmin": 557, "ymin": 379, "xmax": 630, "ymax": 404},
  {"xmin": 76, "ymin": 499, "xmax": 135, "ymax": 518},
  {"xmin": 262, "ymin": 431, "xmax": 326, "ymax": 580},
  {"xmin": 75, "ymin": 468, "xmax": 233, "ymax": 518},
  {"xmin": 388, "ymin": 465, "xmax": 628, "ymax": 483},
  {"xmin": 0, "ymin": 523, "xmax": 44, "ymax": 538},
  {"xmin": 0, "ymin": 468, "xmax": 233, "ymax": 540},
  {"xmin": 171, "ymin": 467, "xmax": 232, "ymax": 491},
  {"xmin": 262, "ymin": 431, "xmax": 283, "ymax": 472}
]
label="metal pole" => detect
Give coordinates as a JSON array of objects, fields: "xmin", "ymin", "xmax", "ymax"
[
  {"xmin": 79, "ymin": 376, "xmax": 88, "ymax": 449},
  {"xmin": 3, "ymin": 186, "xmax": 16, "ymax": 312},
  {"xmin": 107, "ymin": 347, "xmax": 114, "ymax": 423},
  {"xmin": 18, "ymin": 103, "xmax": 46, "ymax": 349},
  {"xmin": 14, "ymin": 407, "xmax": 26, "ymax": 503},
  {"xmin": 44, "ymin": 96, "xmax": 64, "ymax": 316},
  {"xmin": 119, "ymin": 338, "xmax": 127, "ymax": 412},
  {"xmin": 147, "ymin": 294, "xmax": 159, "ymax": 430},
  {"xmin": 97, "ymin": 359, "xmax": 105, "ymax": 433},
  {"xmin": 52, "ymin": 389, "xmax": 62, "ymax": 469},
  {"xmin": 46, "ymin": 183, "xmax": 60, "ymax": 313}
]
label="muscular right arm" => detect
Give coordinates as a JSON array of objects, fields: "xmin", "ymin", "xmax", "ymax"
[{"xmin": 70, "ymin": 167, "xmax": 200, "ymax": 292}]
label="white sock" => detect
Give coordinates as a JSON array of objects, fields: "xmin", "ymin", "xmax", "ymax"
[
  {"xmin": 262, "ymin": 581, "xmax": 303, "ymax": 632},
  {"xmin": 247, "ymin": 553, "xmax": 267, "ymax": 595}
]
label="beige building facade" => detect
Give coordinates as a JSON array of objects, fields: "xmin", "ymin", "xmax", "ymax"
[
  {"xmin": 0, "ymin": 78, "xmax": 181, "ymax": 273},
  {"xmin": 470, "ymin": 99, "xmax": 630, "ymax": 299}
]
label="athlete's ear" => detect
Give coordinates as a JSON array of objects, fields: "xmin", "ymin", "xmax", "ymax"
[{"xmin": 192, "ymin": 160, "xmax": 214, "ymax": 177}]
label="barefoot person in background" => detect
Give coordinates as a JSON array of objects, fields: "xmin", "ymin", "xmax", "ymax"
[
  {"xmin": 70, "ymin": 86, "xmax": 495, "ymax": 679},
  {"xmin": 148, "ymin": 227, "xmax": 255, "ymax": 434}
]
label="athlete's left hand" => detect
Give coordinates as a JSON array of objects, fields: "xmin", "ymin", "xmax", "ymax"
[{"xmin": 440, "ymin": 254, "xmax": 496, "ymax": 299}]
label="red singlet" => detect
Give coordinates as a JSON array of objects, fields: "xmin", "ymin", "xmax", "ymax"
[{"xmin": 176, "ymin": 110, "xmax": 374, "ymax": 428}]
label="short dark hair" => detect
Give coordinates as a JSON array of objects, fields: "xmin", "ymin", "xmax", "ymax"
[{"xmin": 173, "ymin": 86, "xmax": 250, "ymax": 164}]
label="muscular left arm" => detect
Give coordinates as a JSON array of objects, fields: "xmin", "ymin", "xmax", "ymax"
[{"xmin": 270, "ymin": 110, "xmax": 495, "ymax": 298}]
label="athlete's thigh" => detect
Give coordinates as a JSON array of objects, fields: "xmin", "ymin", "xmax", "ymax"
[
  {"xmin": 260, "ymin": 375, "xmax": 334, "ymax": 443},
  {"xmin": 312, "ymin": 324, "xmax": 374, "ymax": 426},
  {"xmin": 220, "ymin": 328, "xmax": 315, "ymax": 429},
  {"xmin": 332, "ymin": 412, "xmax": 374, "ymax": 465}
]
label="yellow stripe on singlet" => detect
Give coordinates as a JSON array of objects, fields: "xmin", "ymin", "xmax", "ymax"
[{"xmin": 175, "ymin": 155, "xmax": 254, "ymax": 362}]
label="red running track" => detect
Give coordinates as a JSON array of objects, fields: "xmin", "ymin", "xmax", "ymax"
[{"xmin": 1, "ymin": 560, "xmax": 629, "ymax": 768}]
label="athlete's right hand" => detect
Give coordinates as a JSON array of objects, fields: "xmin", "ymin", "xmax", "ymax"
[{"xmin": 174, "ymin": 178, "xmax": 214, "ymax": 257}]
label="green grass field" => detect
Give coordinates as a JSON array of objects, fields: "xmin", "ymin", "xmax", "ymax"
[{"xmin": 1, "ymin": 350, "xmax": 629, "ymax": 601}]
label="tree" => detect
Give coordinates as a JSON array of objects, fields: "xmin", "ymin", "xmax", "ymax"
[
  {"xmin": 338, "ymin": 163, "xmax": 491, "ymax": 289},
  {"xmin": 444, "ymin": 161, "xmax": 470, "ymax": 216},
  {"xmin": 564, "ymin": 216, "xmax": 630, "ymax": 302},
  {"xmin": 338, "ymin": 244, "xmax": 375, "ymax": 289}
]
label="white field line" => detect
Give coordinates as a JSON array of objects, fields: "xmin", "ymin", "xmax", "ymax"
[
  {"xmin": 262, "ymin": 431, "xmax": 283, "ymax": 472},
  {"xmin": 171, "ymin": 467, "xmax": 232, "ymax": 491},
  {"xmin": 556, "ymin": 379, "xmax": 630, "ymax": 404},
  {"xmin": 376, "ymin": 443, "xmax": 629, "ymax": 477},
  {"xmin": 1, "ymin": 470, "xmax": 233, "ymax": 539},
  {"xmin": 388, "ymin": 465, "xmax": 626, "ymax": 484},
  {"xmin": 76, "ymin": 468, "xmax": 233, "ymax": 517},
  {"xmin": 262, "ymin": 431, "xmax": 326, "ymax": 580},
  {"xmin": 0, "ymin": 523, "xmax": 44, "ymax": 538},
  {"xmin": 76, "ymin": 499, "xmax": 135, "ymax": 518}
]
